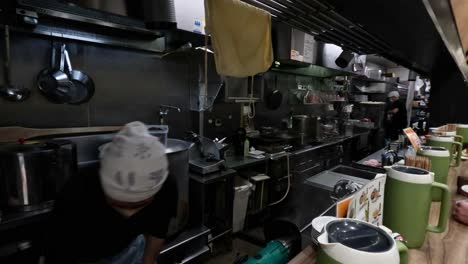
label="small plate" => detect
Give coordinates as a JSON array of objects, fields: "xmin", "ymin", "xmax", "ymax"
[{"xmin": 312, "ymin": 216, "xmax": 337, "ymax": 232}]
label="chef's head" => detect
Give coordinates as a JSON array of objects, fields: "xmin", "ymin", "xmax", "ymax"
[
  {"xmin": 98, "ymin": 121, "xmax": 168, "ymax": 208},
  {"xmin": 387, "ymin": 91, "xmax": 400, "ymax": 103}
]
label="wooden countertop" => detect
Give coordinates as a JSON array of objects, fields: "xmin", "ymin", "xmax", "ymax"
[
  {"xmin": 289, "ymin": 161, "xmax": 468, "ymax": 264},
  {"xmin": 409, "ymin": 160, "xmax": 468, "ymax": 264}
]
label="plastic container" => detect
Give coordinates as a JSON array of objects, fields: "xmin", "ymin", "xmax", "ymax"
[
  {"xmin": 148, "ymin": 125, "xmax": 169, "ymax": 146},
  {"xmin": 233, "ymin": 178, "xmax": 253, "ymax": 233}
]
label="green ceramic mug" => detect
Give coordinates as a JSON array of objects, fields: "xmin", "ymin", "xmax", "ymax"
[
  {"xmin": 426, "ymin": 135, "xmax": 463, "ymax": 167},
  {"xmin": 456, "ymin": 124, "xmax": 468, "ymax": 145},
  {"xmin": 383, "ymin": 165, "xmax": 450, "ymax": 248},
  {"xmin": 417, "ymin": 146, "xmax": 451, "ymax": 201}
]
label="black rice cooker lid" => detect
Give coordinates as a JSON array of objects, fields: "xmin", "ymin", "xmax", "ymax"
[
  {"xmin": 326, "ymin": 219, "xmax": 393, "ymax": 252},
  {"xmin": 392, "ymin": 165, "xmax": 429, "ymax": 175}
]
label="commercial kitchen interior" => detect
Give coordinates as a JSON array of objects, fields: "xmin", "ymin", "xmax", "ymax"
[{"xmin": 0, "ymin": 0, "xmax": 468, "ymax": 263}]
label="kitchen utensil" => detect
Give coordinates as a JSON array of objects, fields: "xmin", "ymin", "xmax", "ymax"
[
  {"xmin": 63, "ymin": 48, "xmax": 95, "ymax": 104},
  {"xmin": 332, "ymin": 180, "xmax": 360, "ymax": 200},
  {"xmin": 264, "ymin": 78, "xmax": 282, "ymax": 110},
  {"xmin": 383, "ymin": 165, "xmax": 450, "ymax": 248},
  {"xmin": 381, "ymin": 150, "xmax": 398, "ymax": 166},
  {"xmin": 427, "ymin": 135, "xmax": 463, "ymax": 167},
  {"xmin": 309, "ymin": 116, "xmax": 321, "ymax": 141},
  {"xmin": 0, "ymin": 126, "xmax": 122, "ymax": 143},
  {"xmin": 292, "ymin": 115, "xmax": 310, "ymax": 145},
  {"xmin": 0, "ymin": 25, "xmax": 30, "ymax": 102},
  {"xmin": 456, "ymin": 124, "xmax": 468, "ymax": 145},
  {"xmin": 0, "ymin": 139, "xmax": 77, "ymax": 211},
  {"xmin": 37, "ymin": 43, "xmax": 73, "ymax": 103},
  {"xmin": 316, "ymin": 219, "xmax": 408, "ymax": 264},
  {"xmin": 165, "ymin": 139, "xmax": 193, "ymax": 237},
  {"xmin": 417, "ymin": 146, "xmax": 452, "ymax": 201},
  {"xmin": 188, "ymin": 134, "xmax": 227, "ymax": 175},
  {"xmin": 265, "ymin": 88, "xmax": 282, "ymax": 110}
]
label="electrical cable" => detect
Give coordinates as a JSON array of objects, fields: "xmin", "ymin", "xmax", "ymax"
[{"xmin": 268, "ymin": 153, "xmax": 291, "ymax": 206}]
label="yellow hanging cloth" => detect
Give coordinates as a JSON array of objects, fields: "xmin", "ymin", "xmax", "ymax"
[{"xmin": 205, "ymin": 0, "xmax": 273, "ymax": 77}]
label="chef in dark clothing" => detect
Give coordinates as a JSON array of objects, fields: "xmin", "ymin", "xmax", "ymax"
[
  {"xmin": 47, "ymin": 121, "xmax": 176, "ymax": 264},
  {"xmin": 385, "ymin": 91, "xmax": 407, "ymax": 140}
]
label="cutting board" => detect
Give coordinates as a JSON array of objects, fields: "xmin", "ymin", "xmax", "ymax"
[{"xmin": 0, "ymin": 126, "xmax": 122, "ymax": 143}]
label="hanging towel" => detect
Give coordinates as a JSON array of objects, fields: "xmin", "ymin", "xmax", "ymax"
[{"xmin": 205, "ymin": 0, "xmax": 273, "ymax": 77}]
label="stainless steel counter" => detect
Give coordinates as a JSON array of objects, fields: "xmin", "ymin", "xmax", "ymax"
[
  {"xmin": 357, "ymin": 147, "xmax": 407, "ymax": 165},
  {"xmin": 224, "ymin": 156, "xmax": 268, "ymax": 170}
]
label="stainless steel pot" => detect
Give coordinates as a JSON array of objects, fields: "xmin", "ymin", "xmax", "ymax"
[
  {"xmin": 292, "ymin": 115, "xmax": 310, "ymax": 134},
  {"xmin": 0, "ymin": 140, "xmax": 77, "ymax": 211},
  {"xmin": 292, "ymin": 115, "xmax": 310, "ymax": 144},
  {"xmin": 165, "ymin": 139, "xmax": 193, "ymax": 238},
  {"xmin": 309, "ymin": 116, "xmax": 321, "ymax": 141}
]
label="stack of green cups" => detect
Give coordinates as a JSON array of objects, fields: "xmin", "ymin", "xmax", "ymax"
[
  {"xmin": 417, "ymin": 146, "xmax": 452, "ymax": 201},
  {"xmin": 426, "ymin": 135, "xmax": 463, "ymax": 167}
]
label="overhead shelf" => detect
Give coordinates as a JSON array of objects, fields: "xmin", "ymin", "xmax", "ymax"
[
  {"xmin": 271, "ymin": 64, "xmax": 357, "ymax": 78},
  {"xmin": 241, "ymin": 0, "xmax": 393, "ymax": 55},
  {"xmin": 6, "ymin": 22, "xmax": 167, "ymax": 53}
]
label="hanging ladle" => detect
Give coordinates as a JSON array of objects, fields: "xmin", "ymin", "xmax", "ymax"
[{"xmin": 0, "ymin": 25, "xmax": 30, "ymax": 102}]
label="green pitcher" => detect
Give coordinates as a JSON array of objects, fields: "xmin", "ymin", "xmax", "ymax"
[
  {"xmin": 427, "ymin": 135, "xmax": 463, "ymax": 167},
  {"xmin": 383, "ymin": 165, "xmax": 450, "ymax": 248},
  {"xmin": 456, "ymin": 124, "xmax": 468, "ymax": 145},
  {"xmin": 417, "ymin": 146, "xmax": 451, "ymax": 201}
]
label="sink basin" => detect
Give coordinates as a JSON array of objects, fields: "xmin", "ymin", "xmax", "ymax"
[
  {"xmin": 305, "ymin": 165, "xmax": 378, "ymax": 191},
  {"xmin": 330, "ymin": 166, "xmax": 376, "ymax": 180}
]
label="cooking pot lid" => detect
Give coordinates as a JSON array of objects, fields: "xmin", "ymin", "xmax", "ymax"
[
  {"xmin": 392, "ymin": 165, "xmax": 429, "ymax": 175},
  {"xmin": 326, "ymin": 220, "xmax": 393, "ymax": 252}
]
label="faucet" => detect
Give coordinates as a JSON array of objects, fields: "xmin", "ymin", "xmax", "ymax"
[{"xmin": 159, "ymin": 105, "xmax": 181, "ymax": 125}]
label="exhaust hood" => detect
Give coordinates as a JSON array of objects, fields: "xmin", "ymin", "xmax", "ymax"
[
  {"xmin": 16, "ymin": 0, "xmax": 207, "ymax": 36},
  {"xmin": 16, "ymin": 0, "xmax": 159, "ymax": 36},
  {"xmin": 11, "ymin": 0, "xmax": 207, "ymax": 52}
]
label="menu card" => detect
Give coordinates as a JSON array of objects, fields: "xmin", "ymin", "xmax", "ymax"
[
  {"xmin": 404, "ymin": 127, "xmax": 421, "ymax": 151},
  {"xmin": 343, "ymin": 174, "xmax": 387, "ymax": 226}
]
